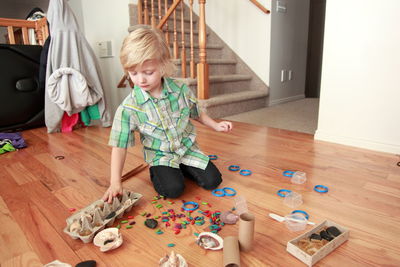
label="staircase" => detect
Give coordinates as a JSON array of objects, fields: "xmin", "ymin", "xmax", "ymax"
[{"xmin": 128, "ymin": 1, "xmax": 269, "ymax": 118}]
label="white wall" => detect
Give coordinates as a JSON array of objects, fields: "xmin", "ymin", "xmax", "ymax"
[
  {"xmin": 269, "ymin": 0, "xmax": 310, "ymax": 105},
  {"xmin": 315, "ymin": 0, "xmax": 400, "ymax": 154},
  {"xmin": 69, "ymin": 0, "xmax": 132, "ymax": 115},
  {"xmin": 193, "ymin": 0, "xmax": 271, "ymax": 86}
]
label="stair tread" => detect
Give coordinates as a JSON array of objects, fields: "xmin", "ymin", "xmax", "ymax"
[
  {"xmin": 169, "ymin": 43, "xmax": 223, "ymax": 49},
  {"xmin": 172, "ymin": 58, "xmax": 236, "ymax": 64},
  {"xmin": 199, "ymin": 90, "xmax": 269, "ymax": 108},
  {"xmin": 181, "ymin": 74, "xmax": 252, "ymax": 85},
  {"xmin": 128, "ymin": 26, "xmax": 204, "ymax": 35}
]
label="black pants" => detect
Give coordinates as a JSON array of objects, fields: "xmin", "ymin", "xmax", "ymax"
[{"xmin": 149, "ymin": 160, "xmax": 222, "ymax": 198}]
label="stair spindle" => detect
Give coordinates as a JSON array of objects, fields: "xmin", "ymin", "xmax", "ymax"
[
  {"xmin": 158, "ymin": 0, "xmax": 162, "ymax": 22},
  {"xmin": 144, "ymin": 0, "xmax": 149, "ymax": 25},
  {"xmin": 197, "ymin": 0, "xmax": 209, "ymax": 99},
  {"xmin": 189, "ymin": 0, "xmax": 195, "ymax": 78},
  {"xmin": 138, "ymin": 0, "xmax": 143, "ymax": 24},
  {"xmin": 173, "ymin": 9, "xmax": 178, "ymax": 59},
  {"xmin": 180, "ymin": 0, "xmax": 186, "ymax": 77},
  {"xmin": 164, "ymin": 0, "xmax": 169, "ymax": 45},
  {"xmin": 151, "ymin": 0, "xmax": 156, "ymax": 27}
]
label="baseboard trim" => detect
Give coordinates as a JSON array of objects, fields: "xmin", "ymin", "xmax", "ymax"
[
  {"xmin": 314, "ymin": 130, "xmax": 400, "ymax": 154},
  {"xmin": 269, "ymin": 94, "xmax": 305, "ymax": 106}
]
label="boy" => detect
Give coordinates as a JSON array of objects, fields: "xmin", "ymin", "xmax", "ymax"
[{"xmin": 103, "ymin": 26, "xmax": 232, "ymax": 203}]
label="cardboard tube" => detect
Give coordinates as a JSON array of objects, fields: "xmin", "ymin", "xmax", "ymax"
[
  {"xmin": 238, "ymin": 212, "xmax": 255, "ymax": 252},
  {"xmin": 223, "ymin": 236, "xmax": 240, "ymax": 267}
]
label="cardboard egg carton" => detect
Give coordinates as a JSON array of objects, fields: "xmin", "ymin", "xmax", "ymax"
[
  {"xmin": 63, "ymin": 191, "xmax": 142, "ymax": 243},
  {"xmin": 286, "ymin": 220, "xmax": 349, "ymax": 266}
]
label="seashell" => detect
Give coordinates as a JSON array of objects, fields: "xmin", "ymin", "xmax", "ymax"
[
  {"xmin": 196, "ymin": 232, "xmax": 223, "ymax": 250},
  {"xmin": 43, "ymin": 260, "xmax": 72, "ymax": 267},
  {"xmin": 220, "ymin": 211, "xmax": 239, "ymax": 224},
  {"xmin": 159, "ymin": 251, "xmax": 188, "ymax": 267},
  {"xmin": 93, "ymin": 227, "xmax": 123, "ymax": 252},
  {"xmin": 69, "ymin": 219, "xmax": 81, "ymax": 233}
]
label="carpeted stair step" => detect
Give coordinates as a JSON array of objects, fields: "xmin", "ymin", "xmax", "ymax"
[
  {"xmin": 198, "ymin": 90, "xmax": 269, "ymax": 118},
  {"xmin": 173, "ymin": 58, "xmax": 237, "ymax": 76},
  {"xmin": 180, "ymin": 74, "xmax": 253, "ymax": 96}
]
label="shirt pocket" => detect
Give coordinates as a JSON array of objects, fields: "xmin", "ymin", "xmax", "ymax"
[
  {"xmin": 139, "ymin": 121, "xmax": 166, "ymax": 141},
  {"xmin": 172, "ymin": 107, "xmax": 190, "ymax": 132}
]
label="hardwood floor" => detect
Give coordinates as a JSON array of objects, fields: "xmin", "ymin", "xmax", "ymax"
[{"xmin": 1, "ymin": 122, "xmax": 399, "ymax": 266}]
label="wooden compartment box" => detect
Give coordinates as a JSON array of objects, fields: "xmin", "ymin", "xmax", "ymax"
[{"xmin": 286, "ymin": 220, "xmax": 349, "ymax": 266}]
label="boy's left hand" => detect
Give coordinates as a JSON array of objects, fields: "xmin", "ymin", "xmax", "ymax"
[{"xmin": 214, "ymin": 121, "xmax": 233, "ymax": 132}]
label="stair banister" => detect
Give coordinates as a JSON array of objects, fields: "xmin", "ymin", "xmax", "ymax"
[
  {"xmin": 157, "ymin": 0, "xmax": 182, "ymax": 28},
  {"xmin": 248, "ymin": 0, "xmax": 270, "ymax": 14}
]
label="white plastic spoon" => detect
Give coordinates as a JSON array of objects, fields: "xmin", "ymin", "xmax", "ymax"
[{"xmin": 269, "ymin": 213, "xmax": 316, "ymax": 225}]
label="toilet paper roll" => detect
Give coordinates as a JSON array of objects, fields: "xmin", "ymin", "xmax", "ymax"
[
  {"xmin": 238, "ymin": 212, "xmax": 255, "ymax": 252},
  {"xmin": 223, "ymin": 236, "xmax": 240, "ymax": 267}
]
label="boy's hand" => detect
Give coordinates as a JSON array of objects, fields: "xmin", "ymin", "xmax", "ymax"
[
  {"xmin": 102, "ymin": 182, "xmax": 123, "ymax": 203},
  {"xmin": 213, "ymin": 121, "xmax": 233, "ymax": 132}
]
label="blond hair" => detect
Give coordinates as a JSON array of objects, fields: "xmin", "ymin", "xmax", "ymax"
[{"xmin": 120, "ymin": 25, "xmax": 176, "ymax": 76}]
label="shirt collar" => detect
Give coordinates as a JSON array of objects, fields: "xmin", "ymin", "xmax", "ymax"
[{"xmin": 133, "ymin": 78, "xmax": 177, "ymax": 105}]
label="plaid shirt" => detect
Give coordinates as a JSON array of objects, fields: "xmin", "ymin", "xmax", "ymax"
[{"xmin": 109, "ymin": 77, "xmax": 209, "ymax": 170}]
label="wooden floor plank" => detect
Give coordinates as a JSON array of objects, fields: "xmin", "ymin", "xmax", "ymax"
[
  {"xmin": 0, "ymin": 196, "xmax": 32, "ymax": 264},
  {"xmin": 0, "ymin": 123, "xmax": 399, "ymax": 266},
  {"xmin": 1, "ymin": 251, "xmax": 43, "ymax": 267}
]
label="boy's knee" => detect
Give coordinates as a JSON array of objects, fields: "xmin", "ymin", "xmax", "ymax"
[
  {"xmin": 162, "ymin": 183, "xmax": 185, "ymax": 198},
  {"xmin": 202, "ymin": 174, "xmax": 223, "ymax": 190}
]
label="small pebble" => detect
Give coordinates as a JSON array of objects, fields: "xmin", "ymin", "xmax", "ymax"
[
  {"xmin": 120, "ymin": 220, "xmax": 129, "ymax": 224},
  {"xmin": 167, "ymin": 243, "xmax": 175, "ymax": 247},
  {"xmin": 145, "ymin": 219, "xmax": 158, "ymax": 229},
  {"xmin": 126, "ymin": 225, "xmax": 133, "ymax": 229},
  {"xmin": 326, "ymin": 226, "xmax": 342, "ymax": 237},
  {"xmin": 128, "ymin": 215, "xmax": 134, "ymax": 219},
  {"xmin": 129, "ymin": 221, "xmax": 136, "ymax": 225}
]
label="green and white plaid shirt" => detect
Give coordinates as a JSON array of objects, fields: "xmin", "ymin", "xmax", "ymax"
[{"xmin": 109, "ymin": 77, "xmax": 209, "ymax": 170}]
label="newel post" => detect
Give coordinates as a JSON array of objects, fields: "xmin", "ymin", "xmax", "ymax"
[{"xmin": 197, "ymin": 0, "xmax": 209, "ymax": 99}]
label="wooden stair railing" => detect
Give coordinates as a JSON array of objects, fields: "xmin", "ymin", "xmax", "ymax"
[
  {"xmin": 118, "ymin": 0, "xmax": 209, "ymax": 99},
  {"xmin": 248, "ymin": 0, "xmax": 270, "ymax": 14},
  {"xmin": 0, "ymin": 17, "xmax": 49, "ymax": 45},
  {"xmin": 119, "ymin": 0, "xmax": 270, "ymax": 98}
]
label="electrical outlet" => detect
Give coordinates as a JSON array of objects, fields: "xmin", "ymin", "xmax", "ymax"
[{"xmin": 281, "ymin": 70, "xmax": 287, "ymax": 82}]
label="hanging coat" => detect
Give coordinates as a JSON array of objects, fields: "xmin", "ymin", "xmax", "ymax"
[{"xmin": 45, "ymin": 0, "xmax": 111, "ymax": 133}]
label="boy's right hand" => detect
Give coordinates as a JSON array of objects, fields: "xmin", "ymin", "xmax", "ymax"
[{"xmin": 102, "ymin": 182, "xmax": 123, "ymax": 203}]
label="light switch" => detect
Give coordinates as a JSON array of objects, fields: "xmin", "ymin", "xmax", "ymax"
[{"xmin": 96, "ymin": 41, "xmax": 113, "ymax": 58}]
